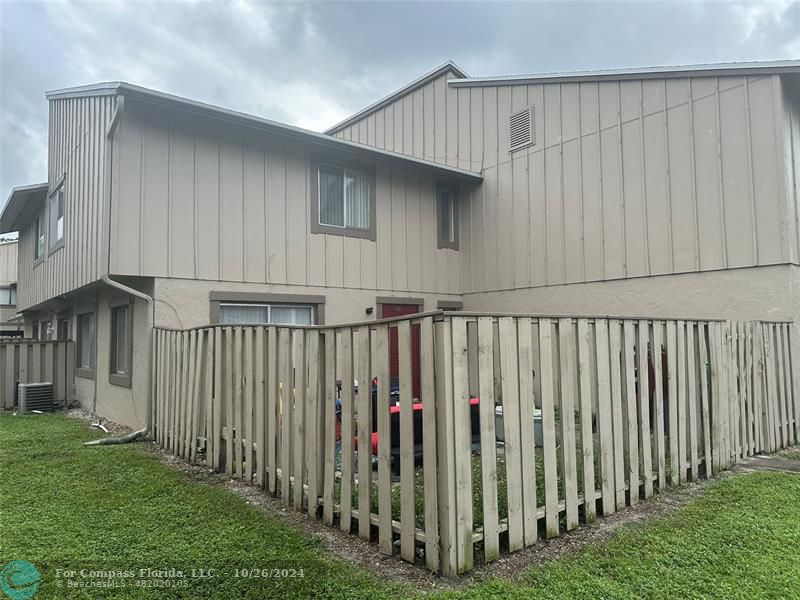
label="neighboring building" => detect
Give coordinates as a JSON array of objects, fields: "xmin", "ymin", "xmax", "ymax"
[
  {"xmin": 1, "ymin": 59, "xmax": 798, "ymax": 427},
  {"xmin": 0, "ymin": 239, "xmax": 20, "ymax": 336}
]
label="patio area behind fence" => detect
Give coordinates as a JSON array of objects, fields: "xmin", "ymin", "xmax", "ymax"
[{"xmin": 150, "ymin": 312, "xmax": 798, "ymax": 576}]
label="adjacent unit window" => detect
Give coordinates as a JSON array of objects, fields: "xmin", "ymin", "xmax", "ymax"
[
  {"xmin": 34, "ymin": 213, "xmax": 45, "ymax": 260},
  {"xmin": 31, "ymin": 322, "xmax": 39, "ymax": 341},
  {"xmin": 0, "ymin": 287, "xmax": 15, "ymax": 305},
  {"xmin": 57, "ymin": 317, "xmax": 71, "ymax": 340},
  {"xmin": 219, "ymin": 303, "xmax": 314, "ymax": 326},
  {"xmin": 110, "ymin": 302, "xmax": 133, "ymax": 387},
  {"xmin": 437, "ymin": 184, "xmax": 459, "ymax": 250},
  {"xmin": 49, "ymin": 184, "xmax": 65, "ymax": 250},
  {"xmin": 76, "ymin": 312, "xmax": 95, "ymax": 375},
  {"xmin": 311, "ymin": 159, "xmax": 376, "ymax": 240}
]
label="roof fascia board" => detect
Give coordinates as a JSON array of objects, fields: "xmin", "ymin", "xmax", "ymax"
[
  {"xmin": 45, "ymin": 82, "xmax": 121, "ymax": 100},
  {"xmin": 117, "ymin": 85, "xmax": 481, "ymax": 181},
  {"xmin": 448, "ymin": 60, "xmax": 800, "ymax": 88},
  {"xmin": 0, "ymin": 183, "xmax": 48, "ymax": 233},
  {"xmin": 323, "ymin": 60, "xmax": 468, "ymax": 134}
]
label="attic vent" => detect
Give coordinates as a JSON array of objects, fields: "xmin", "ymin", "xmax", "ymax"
[{"xmin": 509, "ymin": 106, "xmax": 534, "ymax": 152}]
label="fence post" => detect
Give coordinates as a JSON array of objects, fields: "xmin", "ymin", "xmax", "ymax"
[{"xmin": 435, "ymin": 317, "xmax": 458, "ymax": 577}]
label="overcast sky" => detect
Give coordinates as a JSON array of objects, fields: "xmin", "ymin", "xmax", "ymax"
[{"xmin": 1, "ymin": 0, "xmax": 799, "ymax": 210}]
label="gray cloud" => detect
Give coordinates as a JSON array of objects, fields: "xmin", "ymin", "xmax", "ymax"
[{"xmin": 2, "ymin": 0, "xmax": 799, "ymax": 211}]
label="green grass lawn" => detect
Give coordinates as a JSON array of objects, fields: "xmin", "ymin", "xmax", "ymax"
[{"xmin": 2, "ymin": 413, "xmax": 799, "ymax": 599}]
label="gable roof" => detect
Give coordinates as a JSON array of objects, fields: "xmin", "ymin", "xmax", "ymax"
[
  {"xmin": 0, "ymin": 183, "xmax": 48, "ymax": 234},
  {"xmin": 43, "ymin": 80, "xmax": 482, "ymax": 183},
  {"xmin": 323, "ymin": 61, "xmax": 468, "ymax": 135},
  {"xmin": 447, "ymin": 59, "xmax": 800, "ymax": 88}
]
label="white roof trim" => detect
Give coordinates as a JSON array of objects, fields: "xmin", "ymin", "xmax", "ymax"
[
  {"xmin": 323, "ymin": 60, "xmax": 468, "ymax": 134},
  {"xmin": 448, "ymin": 59, "xmax": 800, "ymax": 88},
  {"xmin": 42, "ymin": 81, "xmax": 482, "ymax": 183}
]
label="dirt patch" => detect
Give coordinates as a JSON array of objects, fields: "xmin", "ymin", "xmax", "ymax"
[{"xmin": 63, "ymin": 407, "xmax": 133, "ymax": 436}]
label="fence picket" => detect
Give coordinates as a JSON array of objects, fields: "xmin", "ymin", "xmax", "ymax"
[
  {"xmin": 305, "ymin": 330, "xmax": 321, "ymax": 515},
  {"xmin": 558, "ymin": 318, "xmax": 579, "ymax": 529},
  {"xmin": 451, "ymin": 317, "xmax": 473, "ymax": 573},
  {"xmin": 577, "ymin": 318, "xmax": 596, "ymax": 522},
  {"xmin": 499, "ymin": 317, "xmax": 524, "ymax": 550},
  {"xmin": 477, "ymin": 317, "xmax": 500, "ymax": 561},
  {"xmin": 638, "ymin": 320, "xmax": 654, "ymax": 497},
  {"xmin": 398, "ymin": 320, "xmax": 416, "ymax": 561},
  {"xmin": 539, "ymin": 319, "xmax": 559, "ymax": 538},
  {"xmin": 374, "ymin": 324, "xmax": 392, "ymax": 554},
  {"xmin": 775, "ymin": 324, "xmax": 788, "ymax": 448},
  {"xmin": 517, "ymin": 317, "xmax": 538, "ymax": 543},
  {"xmin": 698, "ymin": 324, "xmax": 712, "ymax": 475},
  {"xmin": 622, "ymin": 320, "xmax": 639, "ymax": 505},
  {"xmin": 293, "ymin": 330, "xmax": 306, "ymax": 511},
  {"xmin": 609, "ymin": 321, "xmax": 627, "ymax": 506},
  {"xmin": 676, "ymin": 321, "xmax": 687, "ymax": 483},
  {"xmin": 594, "ymin": 319, "xmax": 616, "ymax": 514},
  {"xmin": 243, "ymin": 328, "xmax": 254, "ymax": 481},
  {"xmin": 267, "ymin": 328, "xmax": 279, "ymax": 496},
  {"xmin": 340, "ymin": 328, "xmax": 354, "ymax": 531},
  {"xmin": 279, "ymin": 327, "xmax": 293, "ymax": 506},
  {"xmin": 356, "ymin": 325, "xmax": 372, "ymax": 540},
  {"xmin": 322, "ymin": 329, "xmax": 336, "ymax": 526},
  {"xmin": 420, "ymin": 317, "xmax": 440, "ymax": 572},
  {"xmin": 652, "ymin": 322, "xmax": 666, "ymax": 489},
  {"xmin": 686, "ymin": 323, "xmax": 698, "ymax": 481}
]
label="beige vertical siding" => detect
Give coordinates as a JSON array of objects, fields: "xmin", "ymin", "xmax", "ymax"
[
  {"xmin": 110, "ymin": 101, "xmax": 461, "ymax": 295},
  {"xmin": 335, "ymin": 73, "xmax": 794, "ymax": 292},
  {"xmin": 16, "ymin": 95, "xmax": 116, "ymax": 311},
  {"xmin": 0, "ymin": 241, "xmax": 17, "ymax": 285},
  {"xmin": 782, "ymin": 77, "xmax": 800, "ymax": 264}
]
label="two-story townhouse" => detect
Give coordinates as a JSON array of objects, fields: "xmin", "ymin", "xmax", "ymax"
[
  {"xmin": 0, "ymin": 82, "xmax": 480, "ymax": 426},
  {"xmin": 0, "ymin": 239, "xmax": 20, "ymax": 336},
  {"xmin": 328, "ymin": 61, "xmax": 800, "ymax": 326},
  {"xmin": 1, "ymin": 59, "xmax": 799, "ymax": 428}
]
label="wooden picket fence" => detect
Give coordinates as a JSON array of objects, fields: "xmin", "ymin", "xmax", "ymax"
[
  {"xmin": 0, "ymin": 339, "xmax": 76, "ymax": 408},
  {"xmin": 151, "ymin": 314, "xmax": 798, "ymax": 576}
]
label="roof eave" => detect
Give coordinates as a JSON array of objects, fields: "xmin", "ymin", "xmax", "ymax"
[
  {"xmin": 323, "ymin": 60, "xmax": 468, "ymax": 135},
  {"xmin": 448, "ymin": 59, "xmax": 800, "ymax": 88},
  {"xmin": 0, "ymin": 183, "xmax": 48, "ymax": 234}
]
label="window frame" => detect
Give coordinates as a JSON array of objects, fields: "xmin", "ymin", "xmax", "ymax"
[
  {"xmin": 33, "ymin": 211, "xmax": 45, "ymax": 264},
  {"xmin": 0, "ymin": 286, "xmax": 14, "ymax": 307},
  {"xmin": 210, "ymin": 292, "xmax": 325, "ymax": 325},
  {"xmin": 48, "ymin": 176, "xmax": 66, "ymax": 254},
  {"xmin": 109, "ymin": 297, "xmax": 133, "ymax": 388},
  {"xmin": 436, "ymin": 182, "xmax": 459, "ymax": 250},
  {"xmin": 76, "ymin": 307, "xmax": 96, "ymax": 378},
  {"xmin": 310, "ymin": 156, "xmax": 376, "ymax": 241}
]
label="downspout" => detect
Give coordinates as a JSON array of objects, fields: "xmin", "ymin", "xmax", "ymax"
[{"xmin": 102, "ymin": 95, "xmax": 156, "ymax": 436}]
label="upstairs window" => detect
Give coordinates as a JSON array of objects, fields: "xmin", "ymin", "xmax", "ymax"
[
  {"xmin": 311, "ymin": 160, "xmax": 375, "ymax": 240},
  {"xmin": 34, "ymin": 214, "xmax": 45, "ymax": 260},
  {"xmin": 49, "ymin": 184, "xmax": 65, "ymax": 250},
  {"xmin": 437, "ymin": 184, "xmax": 459, "ymax": 250}
]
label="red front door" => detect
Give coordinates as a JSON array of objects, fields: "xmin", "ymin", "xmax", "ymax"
[{"xmin": 380, "ymin": 303, "xmax": 422, "ymax": 400}]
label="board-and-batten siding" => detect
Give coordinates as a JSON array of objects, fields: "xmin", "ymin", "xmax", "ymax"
[
  {"xmin": 783, "ymin": 79, "xmax": 800, "ymax": 263},
  {"xmin": 0, "ymin": 242, "xmax": 17, "ymax": 286},
  {"xmin": 109, "ymin": 101, "xmax": 460, "ymax": 295},
  {"xmin": 331, "ymin": 74, "xmax": 796, "ymax": 293},
  {"xmin": 16, "ymin": 95, "xmax": 116, "ymax": 311}
]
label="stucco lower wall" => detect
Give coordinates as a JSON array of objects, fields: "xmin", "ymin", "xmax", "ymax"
[
  {"xmin": 463, "ymin": 264, "xmax": 800, "ymax": 325},
  {"xmin": 152, "ymin": 277, "xmax": 462, "ymax": 329}
]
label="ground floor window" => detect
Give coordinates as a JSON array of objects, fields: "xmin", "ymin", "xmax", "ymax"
[
  {"xmin": 57, "ymin": 317, "xmax": 70, "ymax": 341},
  {"xmin": 109, "ymin": 301, "xmax": 133, "ymax": 387},
  {"xmin": 76, "ymin": 312, "xmax": 95, "ymax": 376},
  {"xmin": 219, "ymin": 303, "xmax": 314, "ymax": 326}
]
